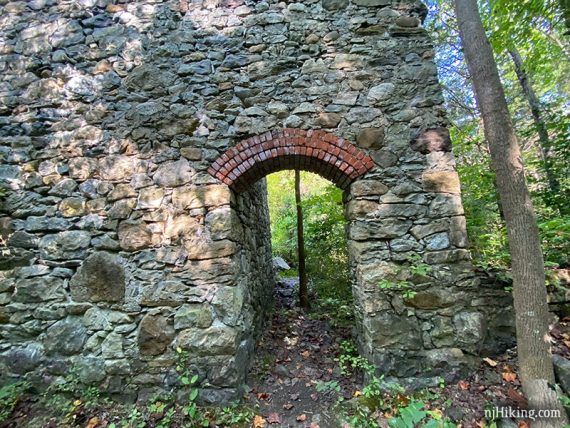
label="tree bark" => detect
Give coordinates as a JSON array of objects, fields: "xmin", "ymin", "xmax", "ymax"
[
  {"xmin": 561, "ymin": 0, "xmax": 570, "ymax": 35},
  {"xmin": 295, "ymin": 170, "xmax": 309, "ymax": 309},
  {"xmin": 454, "ymin": 0, "xmax": 567, "ymax": 425},
  {"xmin": 508, "ymin": 47, "xmax": 560, "ymax": 197}
]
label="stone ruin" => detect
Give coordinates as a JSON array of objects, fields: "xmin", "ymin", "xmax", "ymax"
[{"xmin": 0, "ymin": 0, "xmax": 514, "ymax": 403}]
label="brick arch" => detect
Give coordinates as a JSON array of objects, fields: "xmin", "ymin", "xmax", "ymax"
[{"xmin": 208, "ymin": 128, "xmax": 375, "ymax": 192}]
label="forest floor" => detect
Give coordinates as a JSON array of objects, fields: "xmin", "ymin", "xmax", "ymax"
[{"xmin": 2, "ymin": 279, "xmax": 570, "ymax": 427}]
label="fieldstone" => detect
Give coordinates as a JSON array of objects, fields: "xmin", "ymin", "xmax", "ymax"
[
  {"xmin": 322, "ymin": 0, "xmax": 348, "ymax": 10},
  {"xmin": 350, "ymin": 180, "xmax": 389, "ymax": 197},
  {"xmin": 153, "ymin": 160, "xmax": 194, "ymax": 187},
  {"xmin": 69, "ymin": 157, "xmax": 97, "ymax": 180},
  {"xmin": 410, "ymin": 220, "xmax": 449, "ymax": 239},
  {"xmin": 364, "ymin": 313, "xmax": 421, "ymax": 350},
  {"xmin": 8, "ymin": 231, "xmax": 39, "ymax": 249},
  {"xmin": 141, "ymin": 280, "xmax": 199, "ymax": 306},
  {"xmin": 60, "ymin": 197, "xmax": 86, "ymax": 217},
  {"xmin": 137, "ymin": 187, "xmax": 165, "ymax": 209},
  {"xmin": 430, "ymin": 317, "xmax": 455, "ymax": 347},
  {"xmin": 368, "ymin": 83, "xmax": 395, "ymax": 104},
  {"xmin": 108, "ymin": 184, "xmax": 137, "ymax": 201},
  {"xmin": 44, "ymin": 318, "xmax": 88, "ymax": 355},
  {"xmin": 108, "ymin": 198, "xmax": 136, "ymax": 219},
  {"xmin": 177, "ymin": 322, "xmax": 239, "ymax": 356},
  {"xmin": 4, "ymin": 344, "xmax": 44, "ymax": 374},
  {"xmin": 39, "ymin": 231, "xmax": 91, "ymax": 260},
  {"xmin": 450, "ymin": 216, "xmax": 469, "ymax": 248},
  {"xmin": 411, "ymin": 128, "xmax": 452, "ymax": 154},
  {"xmin": 356, "ymin": 128, "xmax": 385, "ymax": 149},
  {"xmin": 350, "ymin": 219, "xmax": 412, "ymax": 240},
  {"xmin": 77, "ymin": 357, "xmax": 106, "ymax": 383},
  {"xmin": 406, "ymin": 289, "xmax": 455, "ymax": 310},
  {"xmin": 453, "ymin": 311, "xmax": 486, "ymax": 347},
  {"xmin": 99, "ymin": 156, "xmax": 141, "ymax": 181},
  {"xmin": 316, "ymin": 112, "xmax": 342, "ymax": 128},
  {"xmin": 83, "ymin": 307, "xmax": 131, "ymax": 330},
  {"xmin": 553, "ymin": 355, "xmax": 570, "ymax": 393},
  {"xmin": 118, "ymin": 220, "xmax": 153, "ymax": 251},
  {"xmin": 180, "ymin": 147, "xmax": 202, "ymax": 161},
  {"xmin": 70, "ymin": 252, "xmax": 125, "ymax": 303},
  {"xmin": 273, "ymin": 257, "xmax": 291, "ymax": 271},
  {"xmin": 395, "ymin": 16, "xmax": 421, "ymax": 28},
  {"xmin": 212, "ymin": 286, "xmax": 244, "ymax": 326},
  {"xmin": 185, "ymin": 239, "xmax": 236, "ymax": 260},
  {"xmin": 423, "ymin": 171, "xmax": 461, "ymax": 194},
  {"xmin": 12, "ymin": 276, "xmax": 66, "ymax": 303},
  {"xmin": 101, "ymin": 332, "xmax": 123, "ymax": 358},
  {"xmin": 138, "ymin": 314, "xmax": 175, "ymax": 356},
  {"xmin": 345, "ymin": 200, "xmax": 379, "ymax": 219},
  {"xmin": 425, "ymin": 232, "xmax": 450, "ymax": 250},
  {"xmin": 428, "ymin": 195, "xmax": 464, "ymax": 217},
  {"xmin": 205, "ymin": 208, "xmax": 240, "ymax": 240},
  {"xmin": 353, "ymin": 0, "xmax": 390, "ymax": 5},
  {"xmin": 174, "ymin": 304, "xmax": 214, "ymax": 329},
  {"xmin": 172, "ymin": 185, "xmax": 232, "ymax": 209},
  {"xmin": 424, "ymin": 249, "xmax": 470, "ymax": 264}
]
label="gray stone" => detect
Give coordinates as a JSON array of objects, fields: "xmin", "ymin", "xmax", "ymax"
[
  {"xmin": 44, "ymin": 318, "xmax": 88, "ymax": 355},
  {"xmin": 70, "ymin": 252, "xmax": 125, "ymax": 303},
  {"xmin": 425, "ymin": 232, "xmax": 450, "ymax": 250},
  {"xmin": 177, "ymin": 322, "xmax": 239, "ymax": 356},
  {"xmin": 174, "ymin": 304, "xmax": 214, "ymax": 330},
  {"xmin": 4, "ymin": 344, "xmax": 44, "ymax": 374},
  {"xmin": 353, "ymin": 0, "xmax": 390, "ymax": 5},
  {"xmin": 118, "ymin": 220, "xmax": 153, "ymax": 251},
  {"xmin": 39, "ymin": 231, "xmax": 91, "ymax": 260},
  {"xmin": 12, "ymin": 276, "xmax": 66, "ymax": 302},
  {"xmin": 316, "ymin": 112, "xmax": 342, "ymax": 128},
  {"xmin": 368, "ymin": 83, "xmax": 395, "ymax": 104},
  {"xmin": 138, "ymin": 314, "xmax": 175, "ymax": 356},
  {"xmin": 8, "ymin": 231, "xmax": 39, "ymax": 249},
  {"xmin": 553, "ymin": 354, "xmax": 570, "ymax": 394},
  {"xmin": 273, "ymin": 257, "xmax": 291, "ymax": 271},
  {"xmin": 350, "ymin": 219, "xmax": 412, "ymax": 240},
  {"xmin": 453, "ymin": 311, "xmax": 486, "ymax": 348},
  {"xmin": 356, "ymin": 128, "xmax": 385, "ymax": 149},
  {"xmin": 101, "ymin": 332, "xmax": 123, "ymax": 358},
  {"xmin": 153, "ymin": 160, "xmax": 194, "ymax": 187},
  {"xmin": 322, "ymin": 0, "xmax": 348, "ymax": 11}
]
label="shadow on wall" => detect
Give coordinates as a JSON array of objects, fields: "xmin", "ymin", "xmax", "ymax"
[{"xmin": 0, "ymin": 0, "xmax": 278, "ymax": 402}]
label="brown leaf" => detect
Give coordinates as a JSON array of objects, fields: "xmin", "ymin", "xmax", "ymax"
[
  {"xmin": 518, "ymin": 422, "xmax": 530, "ymax": 428},
  {"xmin": 257, "ymin": 392, "xmax": 271, "ymax": 401},
  {"xmin": 85, "ymin": 417, "xmax": 100, "ymax": 428},
  {"xmin": 458, "ymin": 380, "xmax": 470, "ymax": 390},
  {"xmin": 301, "ymin": 350, "xmax": 311, "ymax": 359},
  {"xmin": 310, "ymin": 423, "xmax": 320, "ymax": 428},
  {"xmin": 507, "ymin": 387, "xmax": 528, "ymax": 408},
  {"xmin": 502, "ymin": 372, "xmax": 517, "ymax": 383},
  {"xmin": 296, "ymin": 414, "xmax": 307, "ymax": 422},
  {"xmin": 267, "ymin": 413, "xmax": 282, "ymax": 424},
  {"xmin": 253, "ymin": 415, "xmax": 266, "ymax": 428},
  {"xmin": 283, "ymin": 403, "xmax": 294, "ymax": 410},
  {"xmin": 483, "ymin": 357, "xmax": 498, "ymax": 367}
]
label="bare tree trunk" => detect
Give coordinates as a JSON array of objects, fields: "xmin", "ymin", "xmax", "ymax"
[
  {"xmin": 454, "ymin": 0, "xmax": 567, "ymax": 426},
  {"xmin": 295, "ymin": 170, "xmax": 309, "ymax": 309},
  {"xmin": 508, "ymin": 47, "xmax": 560, "ymax": 196},
  {"xmin": 561, "ymin": 0, "xmax": 570, "ymax": 35}
]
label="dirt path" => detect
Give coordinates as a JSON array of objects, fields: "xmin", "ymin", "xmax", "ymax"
[{"xmin": 245, "ymin": 305, "xmax": 361, "ymax": 428}]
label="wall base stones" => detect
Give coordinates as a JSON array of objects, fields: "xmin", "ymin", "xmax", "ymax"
[{"xmin": 0, "ymin": 0, "xmax": 514, "ymax": 403}]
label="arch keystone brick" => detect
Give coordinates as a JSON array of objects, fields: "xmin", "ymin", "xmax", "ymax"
[{"xmin": 208, "ymin": 128, "xmax": 375, "ymax": 192}]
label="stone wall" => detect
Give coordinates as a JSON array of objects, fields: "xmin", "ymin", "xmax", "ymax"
[{"xmin": 0, "ymin": 0, "xmax": 514, "ymax": 401}]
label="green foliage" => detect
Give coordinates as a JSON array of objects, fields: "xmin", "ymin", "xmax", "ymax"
[
  {"xmin": 268, "ymin": 171, "xmax": 352, "ymax": 319},
  {"xmin": 388, "ymin": 401, "xmax": 458, "ymax": 428},
  {"xmin": 378, "ymin": 255, "xmax": 433, "ymax": 299},
  {"xmin": 338, "ymin": 340, "xmax": 374, "ymax": 376},
  {"xmin": 316, "ymin": 380, "xmax": 342, "ymax": 394},
  {"xmin": 426, "ymin": 0, "xmax": 570, "ymax": 271},
  {"xmin": 175, "ymin": 346, "xmax": 210, "ymax": 427},
  {"xmin": 0, "ymin": 381, "xmax": 30, "ymax": 422},
  {"xmin": 216, "ymin": 403, "xmax": 256, "ymax": 426}
]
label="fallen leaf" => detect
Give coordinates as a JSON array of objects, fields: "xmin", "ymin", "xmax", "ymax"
[
  {"xmin": 310, "ymin": 423, "xmax": 320, "ymax": 428},
  {"xmin": 310, "ymin": 393, "xmax": 319, "ymax": 401},
  {"xmin": 296, "ymin": 414, "xmax": 307, "ymax": 422},
  {"xmin": 301, "ymin": 350, "xmax": 310, "ymax": 359},
  {"xmin": 353, "ymin": 390, "xmax": 362, "ymax": 397},
  {"xmin": 283, "ymin": 403, "xmax": 294, "ymax": 410},
  {"xmin": 518, "ymin": 422, "xmax": 530, "ymax": 428},
  {"xmin": 257, "ymin": 392, "xmax": 271, "ymax": 401},
  {"xmin": 267, "ymin": 413, "xmax": 282, "ymax": 424},
  {"xmin": 85, "ymin": 417, "xmax": 99, "ymax": 428},
  {"xmin": 483, "ymin": 357, "xmax": 498, "ymax": 367},
  {"xmin": 253, "ymin": 415, "xmax": 266, "ymax": 428},
  {"xmin": 458, "ymin": 380, "xmax": 470, "ymax": 390},
  {"xmin": 502, "ymin": 372, "xmax": 517, "ymax": 383}
]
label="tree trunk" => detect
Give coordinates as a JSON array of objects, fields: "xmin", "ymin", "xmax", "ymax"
[
  {"xmin": 561, "ymin": 0, "xmax": 570, "ymax": 35},
  {"xmin": 508, "ymin": 47, "xmax": 560, "ymax": 197},
  {"xmin": 295, "ymin": 170, "xmax": 309, "ymax": 309},
  {"xmin": 454, "ymin": 0, "xmax": 567, "ymax": 425}
]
